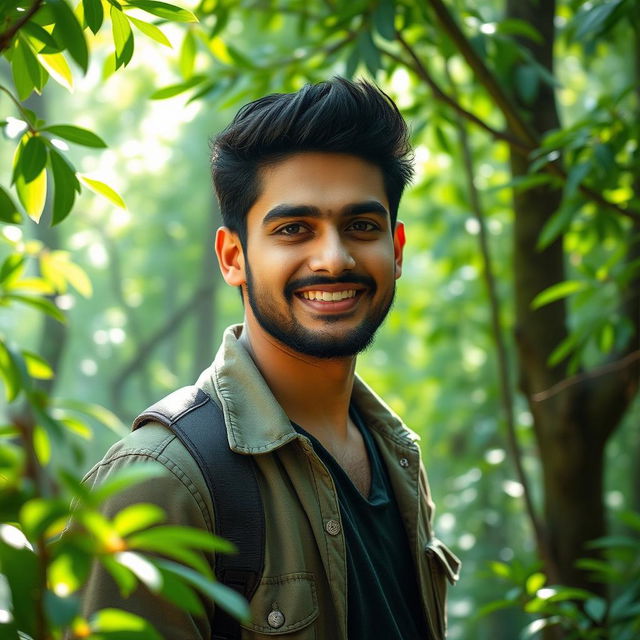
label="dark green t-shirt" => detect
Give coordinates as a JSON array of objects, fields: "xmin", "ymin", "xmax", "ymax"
[{"xmin": 294, "ymin": 409, "xmax": 428, "ymax": 639}]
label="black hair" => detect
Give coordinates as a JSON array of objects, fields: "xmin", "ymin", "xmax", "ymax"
[{"xmin": 210, "ymin": 77, "xmax": 414, "ymax": 247}]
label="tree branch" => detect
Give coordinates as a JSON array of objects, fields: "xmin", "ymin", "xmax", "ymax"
[
  {"xmin": 532, "ymin": 350, "xmax": 640, "ymax": 403},
  {"xmin": 0, "ymin": 0, "xmax": 44, "ymax": 53},
  {"xmin": 419, "ymin": 0, "xmax": 640, "ymax": 223},
  {"xmin": 111, "ymin": 283, "xmax": 215, "ymax": 415},
  {"xmin": 387, "ymin": 34, "xmax": 532, "ymax": 154},
  {"xmin": 423, "ymin": 0, "xmax": 538, "ymax": 148}
]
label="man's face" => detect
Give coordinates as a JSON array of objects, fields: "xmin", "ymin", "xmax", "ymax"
[{"xmin": 236, "ymin": 152, "xmax": 404, "ymax": 359}]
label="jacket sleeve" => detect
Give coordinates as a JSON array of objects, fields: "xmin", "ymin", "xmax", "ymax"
[{"xmin": 78, "ymin": 429, "xmax": 214, "ymax": 639}]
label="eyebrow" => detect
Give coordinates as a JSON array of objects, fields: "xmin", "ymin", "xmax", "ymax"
[{"xmin": 262, "ymin": 200, "xmax": 389, "ymax": 226}]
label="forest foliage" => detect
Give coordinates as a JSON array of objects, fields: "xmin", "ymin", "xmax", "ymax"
[{"xmin": 0, "ymin": 0, "xmax": 639, "ymax": 638}]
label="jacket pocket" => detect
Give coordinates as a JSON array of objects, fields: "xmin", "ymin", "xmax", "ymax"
[
  {"xmin": 423, "ymin": 538, "xmax": 461, "ymax": 640},
  {"xmin": 241, "ymin": 572, "xmax": 318, "ymax": 638}
]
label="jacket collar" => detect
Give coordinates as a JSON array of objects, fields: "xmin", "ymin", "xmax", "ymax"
[{"xmin": 197, "ymin": 324, "xmax": 419, "ymax": 454}]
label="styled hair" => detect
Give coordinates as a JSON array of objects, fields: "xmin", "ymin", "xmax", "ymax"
[{"xmin": 210, "ymin": 77, "xmax": 413, "ymax": 246}]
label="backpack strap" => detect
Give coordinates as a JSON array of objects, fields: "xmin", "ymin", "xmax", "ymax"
[{"xmin": 133, "ymin": 385, "xmax": 265, "ymax": 640}]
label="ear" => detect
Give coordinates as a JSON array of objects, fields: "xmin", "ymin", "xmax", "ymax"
[
  {"xmin": 393, "ymin": 221, "xmax": 405, "ymax": 280},
  {"xmin": 215, "ymin": 226, "xmax": 246, "ymax": 287}
]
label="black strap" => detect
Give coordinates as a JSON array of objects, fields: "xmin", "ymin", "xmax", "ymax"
[{"xmin": 133, "ymin": 386, "xmax": 265, "ymax": 640}]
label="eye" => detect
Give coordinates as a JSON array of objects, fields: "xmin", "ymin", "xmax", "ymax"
[
  {"xmin": 276, "ymin": 223, "xmax": 306, "ymax": 235},
  {"xmin": 348, "ymin": 220, "xmax": 379, "ymax": 232}
]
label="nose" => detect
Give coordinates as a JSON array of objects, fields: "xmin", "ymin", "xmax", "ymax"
[{"xmin": 308, "ymin": 229, "xmax": 356, "ymax": 275}]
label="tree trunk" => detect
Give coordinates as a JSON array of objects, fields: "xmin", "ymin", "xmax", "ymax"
[{"xmin": 505, "ymin": 0, "xmax": 640, "ymax": 598}]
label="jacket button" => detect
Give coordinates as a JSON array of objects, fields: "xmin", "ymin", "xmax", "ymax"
[
  {"xmin": 325, "ymin": 519, "xmax": 341, "ymax": 536},
  {"xmin": 399, "ymin": 457, "xmax": 409, "ymax": 468},
  {"xmin": 267, "ymin": 609, "xmax": 285, "ymax": 629}
]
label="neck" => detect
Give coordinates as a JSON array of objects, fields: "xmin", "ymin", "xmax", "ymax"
[{"xmin": 239, "ymin": 317, "xmax": 356, "ymax": 440}]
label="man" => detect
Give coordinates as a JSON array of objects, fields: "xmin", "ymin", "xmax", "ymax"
[{"xmin": 80, "ymin": 78, "xmax": 460, "ymax": 639}]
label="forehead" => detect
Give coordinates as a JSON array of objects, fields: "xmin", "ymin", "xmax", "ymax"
[{"xmin": 248, "ymin": 152, "xmax": 388, "ymax": 223}]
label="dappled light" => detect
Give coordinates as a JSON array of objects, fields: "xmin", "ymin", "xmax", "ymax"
[{"xmin": 1, "ymin": 0, "xmax": 638, "ymax": 638}]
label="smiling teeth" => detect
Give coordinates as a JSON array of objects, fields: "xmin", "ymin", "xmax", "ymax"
[{"xmin": 301, "ymin": 290, "xmax": 357, "ymax": 301}]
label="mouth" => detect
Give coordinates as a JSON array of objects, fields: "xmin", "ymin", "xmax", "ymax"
[
  {"xmin": 294, "ymin": 286, "xmax": 365, "ymax": 313},
  {"xmin": 299, "ymin": 289, "xmax": 357, "ymax": 302}
]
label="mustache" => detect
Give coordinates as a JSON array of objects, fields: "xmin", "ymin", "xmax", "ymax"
[{"xmin": 285, "ymin": 274, "xmax": 376, "ymax": 300}]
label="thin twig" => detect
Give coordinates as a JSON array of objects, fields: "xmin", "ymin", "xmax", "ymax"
[
  {"xmin": 0, "ymin": 84, "xmax": 36, "ymax": 131},
  {"xmin": 0, "ymin": 0, "xmax": 44, "ymax": 53},
  {"xmin": 532, "ymin": 350, "xmax": 640, "ymax": 402}
]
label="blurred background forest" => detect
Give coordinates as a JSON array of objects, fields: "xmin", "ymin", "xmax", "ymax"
[{"xmin": 1, "ymin": 0, "xmax": 639, "ymax": 638}]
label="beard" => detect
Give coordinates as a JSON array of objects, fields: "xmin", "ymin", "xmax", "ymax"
[{"xmin": 244, "ymin": 264, "xmax": 395, "ymax": 359}]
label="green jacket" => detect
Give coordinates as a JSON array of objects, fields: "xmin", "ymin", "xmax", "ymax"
[{"xmin": 80, "ymin": 325, "xmax": 460, "ymax": 639}]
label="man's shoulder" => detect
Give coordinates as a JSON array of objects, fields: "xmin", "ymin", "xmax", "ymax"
[{"xmin": 83, "ymin": 422, "xmax": 214, "ymax": 530}]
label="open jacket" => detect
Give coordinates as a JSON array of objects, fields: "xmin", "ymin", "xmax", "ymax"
[{"xmin": 80, "ymin": 324, "xmax": 460, "ymax": 639}]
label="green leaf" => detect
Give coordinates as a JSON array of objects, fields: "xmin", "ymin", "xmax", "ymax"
[
  {"xmin": 90, "ymin": 608, "xmax": 162, "ymax": 638},
  {"xmin": 129, "ymin": 536, "xmax": 214, "ymax": 576},
  {"xmin": 78, "ymin": 175, "xmax": 126, "ymax": 208},
  {"xmin": 44, "ymin": 590, "xmax": 79, "ymax": 628},
  {"xmin": 531, "ymin": 280, "xmax": 587, "ymax": 309},
  {"xmin": 19, "ymin": 33, "xmax": 46, "ymax": 89},
  {"xmin": 476, "ymin": 598, "xmax": 516, "ymax": 617},
  {"xmin": 0, "ymin": 339, "xmax": 23, "ymax": 402},
  {"xmin": 115, "ymin": 551, "xmax": 163, "ymax": 591},
  {"xmin": 41, "ymin": 250, "xmax": 92, "ymax": 297},
  {"xmin": 546, "ymin": 587, "xmax": 594, "ymax": 602},
  {"xmin": 128, "ymin": 15, "xmax": 172, "ymax": 47},
  {"xmin": 584, "ymin": 597, "xmax": 607, "ymax": 622},
  {"xmin": 526, "ymin": 572, "xmax": 546, "ymax": 595},
  {"xmin": 44, "ymin": 124, "xmax": 107, "ymax": 148},
  {"xmin": 619, "ymin": 510, "xmax": 640, "ymax": 532},
  {"xmin": 564, "ymin": 162, "xmax": 591, "ymax": 199},
  {"xmin": 0, "ymin": 535, "xmax": 39, "ymax": 636},
  {"xmin": 157, "ymin": 559, "xmax": 250, "ymax": 622},
  {"xmin": 113, "ymin": 503, "xmax": 166, "ymax": 536},
  {"xmin": 537, "ymin": 200, "xmax": 583, "ymax": 250},
  {"xmin": 128, "ymin": 525, "xmax": 235, "ymax": 554},
  {"xmin": 22, "ymin": 350, "xmax": 54, "ymax": 379},
  {"xmin": 156, "ymin": 568, "xmax": 204, "ymax": 615},
  {"xmin": 52, "ymin": 398, "xmax": 126, "ymax": 436},
  {"xmin": 372, "ymin": 0, "xmax": 396, "ymax": 41},
  {"xmin": 125, "ymin": 0, "xmax": 197, "ymax": 23},
  {"xmin": 357, "ymin": 31, "xmax": 381, "ymax": 76},
  {"xmin": 496, "ymin": 18, "xmax": 543, "ymax": 43},
  {"xmin": 5, "ymin": 293, "xmax": 66, "ymax": 323},
  {"xmin": 37, "ymin": 52, "xmax": 74, "ymax": 91},
  {"xmin": 20, "ymin": 135, "xmax": 48, "ymax": 183},
  {"xmin": 150, "ymin": 74, "xmax": 207, "ymax": 99},
  {"xmin": 91, "ymin": 463, "xmax": 168, "ymax": 503},
  {"xmin": 22, "ymin": 22, "xmax": 61, "ymax": 52},
  {"xmin": 20, "ymin": 497, "xmax": 69, "ymax": 539},
  {"xmin": 515, "ymin": 64, "xmax": 539, "ymax": 105},
  {"xmin": 179, "ymin": 29, "xmax": 196, "ymax": 78},
  {"xmin": 489, "ymin": 561, "xmax": 511, "ymax": 578},
  {"xmin": 49, "ymin": 148, "xmax": 80, "ymax": 225},
  {"xmin": 0, "ymin": 253, "xmax": 25, "ymax": 284},
  {"xmin": 83, "ymin": 0, "xmax": 104, "ymax": 34},
  {"xmin": 548, "ymin": 333, "xmax": 580, "ymax": 367},
  {"xmin": 0, "ymin": 187, "xmax": 22, "ymax": 223},
  {"xmin": 15, "ymin": 162, "xmax": 47, "ymax": 222},
  {"xmin": 574, "ymin": 0, "xmax": 623, "ymax": 41},
  {"xmin": 98, "ymin": 556, "xmax": 138, "ymax": 597},
  {"xmin": 50, "ymin": 0, "xmax": 89, "ymax": 73},
  {"xmin": 11, "ymin": 37, "xmax": 40, "ymax": 100},
  {"xmin": 111, "ymin": 5, "xmax": 135, "ymax": 69}
]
